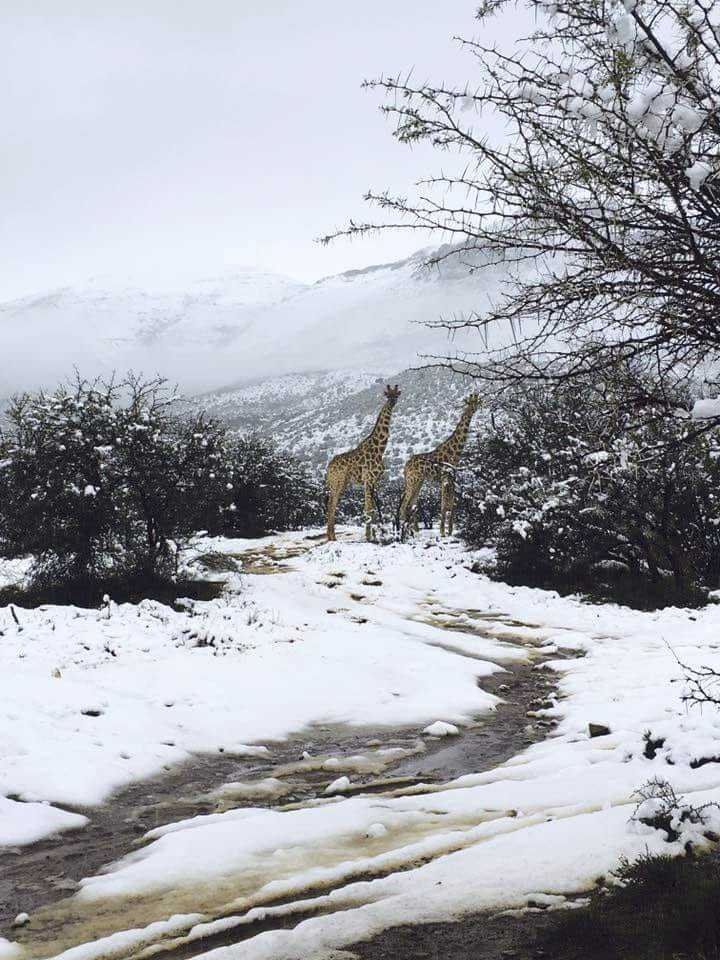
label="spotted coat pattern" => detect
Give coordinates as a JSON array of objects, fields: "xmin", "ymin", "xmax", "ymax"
[
  {"xmin": 399, "ymin": 394, "xmax": 481, "ymax": 537},
  {"xmin": 325, "ymin": 385, "xmax": 401, "ymax": 541}
]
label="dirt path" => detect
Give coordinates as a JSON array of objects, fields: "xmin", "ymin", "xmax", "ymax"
[
  {"xmin": 351, "ymin": 907, "xmax": 567, "ymax": 960},
  {"xmin": 4, "ymin": 654, "xmax": 563, "ymax": 960},
  {"xmin": 4, "ymin": 541, "xmax": 575, "ymax": 960}
]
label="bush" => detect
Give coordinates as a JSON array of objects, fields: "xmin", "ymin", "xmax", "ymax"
[
  {"xmin": 461, "ymin": 375, "xmax": 720, "ymax": 608},
  {"xmin": 550, "ymin": 851, "xmax": 720, "ymax": 960},
  {"xmin": 0, "ymin": 376, "xmax": 320, "ymax": 602},
  {"xmin": 203, "ymin": 434, "xmax": 322, "ymax": 538}
]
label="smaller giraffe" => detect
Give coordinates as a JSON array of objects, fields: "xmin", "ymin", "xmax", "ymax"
[
  {"xmin": 326, "ymin": 384, "xmax": 401, "ymax": 542},
  {"xmin": 399, "ymin": 393, "xmax": 482, "ymax": 538}
]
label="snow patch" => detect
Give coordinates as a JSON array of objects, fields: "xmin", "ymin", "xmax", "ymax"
[{"xmin": 422, "ymin": 721, "xmax": 460, "ymax": 737}]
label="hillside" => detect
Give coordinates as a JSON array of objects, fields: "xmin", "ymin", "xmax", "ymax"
[
  {"xmin": 0, "ymin": 244, "xmax": 510, "ymax": 397},
  {"xmin": 198, "ymin": 365, "xmax": 484, "ymax": 476}
]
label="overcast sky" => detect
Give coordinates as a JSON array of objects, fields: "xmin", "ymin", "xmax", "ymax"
[{"xmin": 1, "ymin": 2, "xmax": 520, "ymax": 300}]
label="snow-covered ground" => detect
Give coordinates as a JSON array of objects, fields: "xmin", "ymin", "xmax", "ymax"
[{"xmin": 2, "ymin": 529, "xmax": 720, "ymax": 960}]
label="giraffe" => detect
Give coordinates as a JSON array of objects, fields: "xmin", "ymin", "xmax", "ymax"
[
  {"xmin": 326, "ymin": 384, "xmax": 401, "ymax": 542},
  {"xmin": 399, "ymin": 393, "xmax": 482, "ymax": 538}
]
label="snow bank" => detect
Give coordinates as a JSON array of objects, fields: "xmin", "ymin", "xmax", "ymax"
[
  {"xmin": 0, "ymin": 795, "xmax": 87, "ymax": 846},
  {"xmin": 692, "ymin": 397, "xmax": 720, "ymax": 419}
]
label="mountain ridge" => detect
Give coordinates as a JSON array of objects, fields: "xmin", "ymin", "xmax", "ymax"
[{"xmin": 0, "ymin": 243, "xmax": 505, "ymax": 397}]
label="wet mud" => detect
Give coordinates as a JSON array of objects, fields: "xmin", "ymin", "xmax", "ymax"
[{"xmin": 352, "ymin": 907, "xmax": 570, "ymax": 960}]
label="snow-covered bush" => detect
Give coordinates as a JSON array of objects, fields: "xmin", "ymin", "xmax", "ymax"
[
  {"xmin": 0, "ymin": 378, "xmax": 235, "ymax": 596},
  {"xmin": 209, "ymin": 435, "xmax": 321, "ymax": 537},
  {"xmin": 0, "ymin": 381, "xmax": 121, "ymax": 587},
  {"xmin": 0, "ymin": 377, "xmax": 319, "ymax": 601},
  {"xmin": 632, "ymin": 777, "xmax": 720, "ymax": 847},
  {"xmin": 462, "ymin": 377, "xmax": 720, "ymax": 606}
]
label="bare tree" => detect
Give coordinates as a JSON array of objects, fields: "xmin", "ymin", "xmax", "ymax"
[{"xmin": 324, "ymin": 0, "xmax": 720, "ymax": 405}]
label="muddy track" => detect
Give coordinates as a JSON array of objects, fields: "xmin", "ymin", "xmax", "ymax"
[
  {"xmin": 104, "ymin": 662, "xmax": 564, "ymax": 960},
  {"xmin": 3, "ymin": 541, "xmax": 574, "ymax": 960},
  {"xmin": 352, "ymin": 907, "xmax": 567, "ymax": 960},
  {"xmin": 0, "ymin": 724, "xmax": 425, "ymax": 931},
  {"xmin": 2, "ymin": 657, "xmax": 561, "ymax": 951}
]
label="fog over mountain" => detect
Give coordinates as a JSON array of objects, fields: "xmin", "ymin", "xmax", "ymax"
[{"xmin": 0, "ymin": 245, "xmax": 513, "ymax": 398}]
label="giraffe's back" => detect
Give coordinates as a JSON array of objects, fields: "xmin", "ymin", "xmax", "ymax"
[{"xmin": 406, "ymin": 451, "xmax": 442, "ymax": 479}]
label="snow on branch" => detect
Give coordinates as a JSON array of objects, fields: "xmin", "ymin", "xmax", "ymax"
[{"xmin": 324, "ymin": 0, "xmax": 720, "ymax": 399}]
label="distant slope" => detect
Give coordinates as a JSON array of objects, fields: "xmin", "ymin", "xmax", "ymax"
[
  {"xmin": 199, "ymin": 365, "xmax": 484, "ymax": 477},
  {"xmin": 0, "ymin": 244, "xmax": 514, "ymax": 397},
  {"xmin": 0, "ymin": 270, "xmax": 307, "ymax": 396}
]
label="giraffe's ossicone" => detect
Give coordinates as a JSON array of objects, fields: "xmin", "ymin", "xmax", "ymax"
[
  {"xmin": 399, "ymin": 393, "xmax": 482, "ymax": 538},
  {"xmin": 325, "ymin": 384, "xmax": 401, "ymax": 542}
]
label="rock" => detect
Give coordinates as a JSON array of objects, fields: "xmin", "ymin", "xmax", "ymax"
[
  {"xmin": 589, "ymin": 723, "xmax": 611, "ymax": 738},
  {"xmin": 423, "ymin": 720, "xmax": 460, "ymax": 737},
  {"xmin": 12, "ymin": 913, "xmax": 30, "ymax": 928},
  {"xmin": 324, "ymin": 775, "xmax": 351, "ymax": 795}
]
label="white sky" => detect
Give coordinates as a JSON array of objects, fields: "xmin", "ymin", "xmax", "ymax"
[{"xmin": 1, "ymin": 2, "xmax": 521, "ymax": 300}]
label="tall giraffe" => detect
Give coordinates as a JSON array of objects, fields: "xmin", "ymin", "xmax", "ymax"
[
  {"xmin": 326, "ymin": 384, "xmax": 401, "ymax": 542},
  {"xmin": 399, "ymin": 393, "xmax": 482, "ymax": 537}
]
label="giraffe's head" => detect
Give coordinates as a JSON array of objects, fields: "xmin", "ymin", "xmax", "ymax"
[
  {"xmin": 384, "ymin": 384, "xmax": 401, "ymax": 406},
  {"xmin": 465, "ymin": 392, "xmax": 482, "ymax": 414}
]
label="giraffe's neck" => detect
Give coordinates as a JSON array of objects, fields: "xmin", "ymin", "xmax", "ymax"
[
  {"xmin": 363, "ymin": 399, "xmax": 395, "ymax": 455},
  {"xmin": 435, "ymin": 407, "xmax": 475, "ymax": 462}
]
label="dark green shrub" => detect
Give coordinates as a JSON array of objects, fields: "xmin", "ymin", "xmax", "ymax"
[
  {"xmin": 0, "ymin": 376, "xmax": 320, "ymax": 602},
  {"xmin": 552, "ymin": 851, "xmax": 720, "ymax": 960},
  {"xmin": 215, "ymin": 435, "xmax": 322, "ymax": 537}
]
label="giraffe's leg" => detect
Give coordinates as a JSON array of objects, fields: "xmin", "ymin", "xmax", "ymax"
[
  {"xmin": 364, "ymin": 482, "xmax": 376, "ymax": 542},
  {"xmin": 326, "ymin": 476, "xmax": 347, "ymax": 541},
  {"xmin": 446, "ymin": 478, "xmax": 457, "ymax": 536},
  {"xmin": 439, "ymin": 481, "xmax": 447, "ymax": 538},
  {"xmin": 440, "ymin": 474, "xmax": 455, "ymax": 538},
  {"xmin": 400, "ymin": 476, "xmax": 423, "ymax": 538},
  {"xmin": 372, "ymin": 487, "xmax": 384, "ymax": 528},
  {"xmin": 326, "ymin": 486, "xmax": 339, "ymax": 541},
  {"xmin": 398, "ymin": 482, "xmax": 412, "ymax": 528}
]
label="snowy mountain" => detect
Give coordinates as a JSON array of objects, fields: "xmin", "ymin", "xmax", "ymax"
[
  {"xmin": 0, "ymin": 244, "xmax": 510, "ymax": 397},
  {"xmin": 0, "ymin": 270, "xmax": 306, "ymax": 397},
  {"xmin": 198, "ymin": 365, "xmax": 485, "ymax": 476}
]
